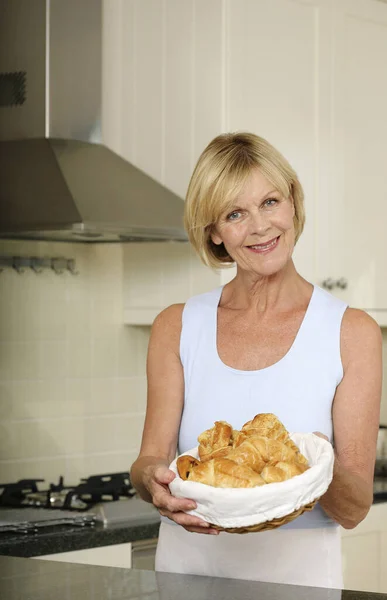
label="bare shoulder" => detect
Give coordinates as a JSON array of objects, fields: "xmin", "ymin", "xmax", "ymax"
[
  {"xmin": 152, "ymin": 303, "xmax": 185, "ymax": 332},
  {"xmin": 150, "ymin": 304, "xmax": 185, "ymax": 354},
  {"xmin": 341, "ymin": 307, "xmax": 382, "ymax": 367}
]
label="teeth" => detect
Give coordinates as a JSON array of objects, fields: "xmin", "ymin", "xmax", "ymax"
[{"xmin": 250, "ymin": 238, "xmax": 278, "ymax": 250}]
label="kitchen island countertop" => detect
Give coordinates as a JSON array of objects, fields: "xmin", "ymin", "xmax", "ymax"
[
  {"xmin": 1, "ymin": 555, "xmax": 386, "ymax": 600},
  {"xmin": 0, "ymin": 518, "xmax": 160, "ymax": 558},
  {"xmin": 0, "ymin": 489, "xmax": 386, "ymax": 559}
]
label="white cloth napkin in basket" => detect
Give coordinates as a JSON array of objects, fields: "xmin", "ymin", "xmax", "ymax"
[{"xmin": 168, "ymin": 433, "xmax": 334, "ymax": 528}]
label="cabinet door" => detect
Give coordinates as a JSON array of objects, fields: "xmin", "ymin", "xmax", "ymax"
[
  {"xmin": 341, "ymin": 532, "xmax": 379, "ymax": 592},
  {"xmin": 226, "ymin": 0, "xmax": 333, "ymax": 284},
  {"xmin": 380, "ymin": 531, "xmax": 387, "ymax": 593},
  {"xmin": 316, "ymin": 0, "xmax": 387, "ymax": 309},
  {"xmin": 33, "ymin": 542, "xmax": 132, "ymax": 569},
  {"xmin": 103, "ymin": 0, "xmax": 225, "ymax": 198}
]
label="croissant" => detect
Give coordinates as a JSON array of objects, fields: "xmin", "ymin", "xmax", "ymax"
[
  {"xmin": 176, "ymin": 455, "xmax": 200, "ymax": 480},
  {"xmin": 241, "ymin": 413, "xmax": 289, "ymax": 443},
  {"xmin": 177, "ymin": 413, "xmax": 310, "ymax": 488},
  {"xmin": 198, "ymin": 420, "xmax": 234, "ymax": 461},
  {"xmin": 178, "ymin": 455, "xmax": 266, "ymax": 488},
  {"xmin": 230, "ymin": 435, "xmax": 299, "ymax": 469},
  {"xmin": 240, "ymin": 414, "xmax": 308, "ymax": 466},
  {"xmin": 261, "ymin": 461, "xmax": 309, "ymax": 483},
  {"xmin": 285, "ymin": 438, "xmax": 309, "ymax": 465}
]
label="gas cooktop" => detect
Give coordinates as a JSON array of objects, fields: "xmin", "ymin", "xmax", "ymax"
[{"xmin": 0, "ymin": 472, "xmax": 136, "ymax": 511}]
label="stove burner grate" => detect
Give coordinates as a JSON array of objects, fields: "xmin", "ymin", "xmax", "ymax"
[{"xmin": 0, "ymin": 472, "xmax": 136, "ymax": 510}]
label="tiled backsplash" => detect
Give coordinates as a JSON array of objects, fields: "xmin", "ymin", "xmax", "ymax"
[
  {"xmin": 0, "ymin": 240, "xmax": 149, "ymax": 484},
  {"xmin": 1, "ymin": 238, "xmax": 387, "ymax": 485}
]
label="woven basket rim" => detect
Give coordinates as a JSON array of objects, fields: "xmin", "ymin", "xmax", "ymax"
[{"xmin": 209, "ymin": 499, "xmax": 319, "ymax": 533}]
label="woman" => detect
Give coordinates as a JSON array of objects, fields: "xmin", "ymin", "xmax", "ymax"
[{"xmin": 130, "ymin": 132, "xmax": 382, "ymax": 588}]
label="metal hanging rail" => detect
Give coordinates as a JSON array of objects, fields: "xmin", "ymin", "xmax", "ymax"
[{"xmin": 0, "ymin": 256, "xmax": 78, "ymax": 275}]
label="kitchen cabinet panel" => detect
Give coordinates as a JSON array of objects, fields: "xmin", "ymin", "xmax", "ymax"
[
  {"xmin": 341, "ymin": 532, "xmax": 379, "ymax": 593},
  {"xmin": 33, "ymin": 542, "xmax": 132, "ymax": 569},
  {"xmin": 113, "ymin": 0, "xmax": 387, "ymax": 322},
  {"xmin": 121, "ymin": 0, "xmax": 136, "ymax": 164},
  {"xmin": 123, "ymin": 243, "xmax": 164, "ymax": 311},
  {"xmin": 164, "ymin": 1, "xmax": 194, "ymax": 199},
  {"xmin": 104, "ymin": 0, "xmax": 225, "ymax": 200},
  {"xmin": 226, "ymin": 0, "xmax": 332, "ymax": 284},
  {"xmin": 133, "ymin": 0, "xmax": 164, "ymax": 182},
  {"xmin": 123, "ymin": 242, "xmax": 221, "ymax": 325},
  {"xmin": 193, "ymin": 0, "xmax": 224, "ymax": 161},
  {"xmin": 101, "ymin": 0, "xmax": 123, "ymax": 154},
  {"xmin": 316, "ymin": 0, "xmax": 387, "ymax": 310},
  {"xmin": 380, "ymin": 531, "xmax": 387, "ymax": 592},
  {"xmin": 340, "ymin": 503, "xmax": 387, "ymax": 593}
]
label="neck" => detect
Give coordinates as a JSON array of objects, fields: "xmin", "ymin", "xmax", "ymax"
[{"xmin": 222, "ymin": 261, "xmax": 311, "ymax": 313}]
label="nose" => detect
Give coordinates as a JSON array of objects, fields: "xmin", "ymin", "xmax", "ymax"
[{"xmin": 248, "ymin": 209, "xmax": 270, "ymax": 236}]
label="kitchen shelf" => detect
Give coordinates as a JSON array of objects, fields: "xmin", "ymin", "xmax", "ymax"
[
  {"xmin": 365, "ymin": 310, "xmax": 387, "ymax": 328},
  {"xmin": 124, "ymin": 308, "xmax": 162, "ymax": 326}
]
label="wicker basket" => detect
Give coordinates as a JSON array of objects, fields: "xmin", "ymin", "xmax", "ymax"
[
  {"xmin": 209, "ymin": 498, "xmax": 318, "ymax": 534},
  {"xmin": 169, "ymin": 434, "xmax": 333, "ymax": 532}
]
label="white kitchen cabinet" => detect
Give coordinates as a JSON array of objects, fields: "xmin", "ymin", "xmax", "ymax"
[
  {"xmin": 103, "ymin": 0, "xmax": 230, "ymax": 325},
  {"xmin": 226, "ymin": 0, "xmax": 332, "ymax": 285},
  {"xmin": 102, "ymin": 0, "xmax": 225, "ymax": 197},
  {"xmin": 123, "ymin": 242, "xmax": 235, "ymax": 325},
  {"xmin": 315, "ymin": 0, "xmax": 387, "ymax": 319},
  {"xmin": 33, "ymin": 538, "xmax": 158, "ymax": 570},
  {"xmin": 103, "ymin": 1, "xmax": 387, "ymax": 323},
  {"xmin": 340, "ymin": 502, "xmax": 387, "ymax": 593},
  {"xmin": 341, "ymin": 532, "xmax": 379, "ymax": 593},
  {"xmin": 33, "ymin": 542, "xmax": 132, "ymax": 569}
]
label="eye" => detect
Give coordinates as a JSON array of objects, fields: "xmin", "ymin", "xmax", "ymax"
[
  {"xmin": 226, "ymin": 210, "xmax": 242, "ymax": 221},
  {"xmin": 263, "ymin": 198, "xmax": 279, "ymax": 208}
]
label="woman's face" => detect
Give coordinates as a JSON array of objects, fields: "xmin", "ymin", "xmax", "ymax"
[{"xmin": 211, "ymin": 168, "xmax": 295, "ymax": 277}]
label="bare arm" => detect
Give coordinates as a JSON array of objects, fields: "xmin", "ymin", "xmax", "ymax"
[
  {"xmin": 131, "ymin": 304, "xmax": 185, "ymax": 500},
  {"xmin": 130, "ymin": 304, "xmax": 218, "ymax": 535},
  {"xmin": 319, "ymin": 308, "xmax": 382, "ymax": 529}
]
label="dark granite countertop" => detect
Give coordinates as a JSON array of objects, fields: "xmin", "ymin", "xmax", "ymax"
[
  {"xmin": 0, "ymin": 489, "xmax": 384, "ymax": 560},
  {"xmin": 0, "ymin": 519, "xmax": 160, "ymax": 558},
  {"xmin": 0, "ymin": 495, "xmax": 161, "ymax": 558},
  {"xmin": 1, "ymin": 555, "xmax": 386, "ymax": 600}
]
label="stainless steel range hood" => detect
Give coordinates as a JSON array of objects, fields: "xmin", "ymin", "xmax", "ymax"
[{"xmin": 0, "ymin": 0, "xmax": 187, "ymax": 243}]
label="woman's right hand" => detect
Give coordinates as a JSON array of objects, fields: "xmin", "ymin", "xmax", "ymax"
[{"xmin": 143, "ymin": 463, "xmax": 219, "ymax": 535}]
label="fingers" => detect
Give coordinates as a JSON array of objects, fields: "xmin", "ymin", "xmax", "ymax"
[
  {"xmin": 153, "ymin": 464, "xmax": 176, "ymax": 485},
  {"xmin": 150, "ymin": 467, "xmax": 197, "ymax": 512},
  {"xmin": 159, "ymin": 508, "xmax": 219, "ymax": 534},
  {"xmin": 152, "ymin": 486, "xmax": 197, "ymax": 513},
  {"xmin": 183, "ymin": 525, "xmax": 220, "ymax": 535}
]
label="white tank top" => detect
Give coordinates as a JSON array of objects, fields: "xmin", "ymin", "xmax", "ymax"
[{"xmin": 177, "ymin": 283, "xmax": 348, "ymax": 529}]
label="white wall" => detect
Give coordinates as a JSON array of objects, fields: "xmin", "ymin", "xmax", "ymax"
[{"xmin": 0, "ymin": 240, "xmax": 150, "ymax": 484}]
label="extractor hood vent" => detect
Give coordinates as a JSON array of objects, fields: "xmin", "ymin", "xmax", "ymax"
[{"xmin": 0, "ymin": 0, "xmax": 187, "ymax": 243}]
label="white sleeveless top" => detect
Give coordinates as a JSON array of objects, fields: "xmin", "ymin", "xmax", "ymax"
[{"xmin": 177, "ymin": 283, "xmax": 348, "ymax": 529}]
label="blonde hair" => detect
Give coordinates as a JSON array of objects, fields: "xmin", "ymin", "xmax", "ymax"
[{"xmin": 184, "ymin": 132, "xmax": 305, "ymax": 269}]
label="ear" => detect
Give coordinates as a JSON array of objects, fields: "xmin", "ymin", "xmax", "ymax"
[{"xmin": 210, "ymin": 226, "xmax": 223, "ymax": 246}]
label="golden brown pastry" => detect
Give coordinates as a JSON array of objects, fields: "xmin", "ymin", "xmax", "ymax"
[
  {"xmin": 198, "ymin": 420, "xmax": 234, "ymax": 461},
  {"xmin": 225, "ymin": 436, "xmax": 294, "ymax": 472},
  {"xmin": 188, "ymin": 457, "xmax": 266, "ymax": 488},
  {"xmin": 176, "ymin": 455, "xmax": 200, "ymax": 480},
  {"xmin": 261, "ymin": 461, "xmax": 309, "ymax": 483},
  {"xmin": 225, "ymin": 440, "xmax": 267, "ymax": 473},
  {"xmin": 285, "ymin": 438, "xmax": 309, "ymax": 465},
  {"xmin": 240, "ymin": 414, "xmax": 308, "ymax": 466},
  {"xmin": 241, "ymin": 413, "xmax": 289, "ymax": 443},
  {"xmin": 176, "ymin": 413, "xmax": 310, "ymax": 488}
]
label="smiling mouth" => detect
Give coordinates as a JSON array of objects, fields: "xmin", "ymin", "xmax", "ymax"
[{"xmin": 246, "ymin": 236, "xmax": 280, "ymax": 253}]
